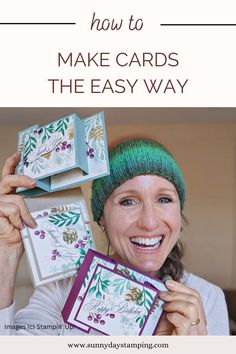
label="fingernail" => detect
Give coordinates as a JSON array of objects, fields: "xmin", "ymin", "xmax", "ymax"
[
  {"xmin": 28, "ymin": 178, "xmax": 36, "ymax": 186},
  {"xmin": 29, "ymin": 219, "xmax": 37, "ymax": 228},
  {"xmin": 165, "ymin": 280, "xmax": 176, "ymax": 287},
  {"xmin": 162, "ymin": 274, "xmax": 173, "ymax": 283},
  {"xmin": 159, "ymin": 291, "xmax": 168, "ymax": 297}
]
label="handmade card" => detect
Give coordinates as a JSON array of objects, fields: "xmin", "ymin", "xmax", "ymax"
[
  {"xmin": 62, "ymin": 250, "xmax": 167, "ymax": 335},
  {"xmin": 17, "ymin": 112, "xmax": 109, "ymax": 197},
  {"xmin": 21, "ymin": 202, "xmax": 95, "ymax": 287}
]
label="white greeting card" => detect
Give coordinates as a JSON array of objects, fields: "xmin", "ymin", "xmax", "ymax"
[{"xmin": 21, "ymin": 202, "xmax": 95, "ymax": 287}]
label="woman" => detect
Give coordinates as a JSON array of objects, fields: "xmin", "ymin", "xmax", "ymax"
[{"xmin": 0, "ymin": 137, "xmax": 229, "ymax": 335}]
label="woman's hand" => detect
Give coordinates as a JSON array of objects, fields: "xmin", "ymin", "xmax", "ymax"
[
  {"xmin": 0, "ymin": 153, "xmax": 38, "ymax": 309},
  {"xmin": 155, "ymin": 280, "xmax": 207, "ymax": 335},
  {"xmin": 0, "ymin": 152, "xmax": 37, "ymax": 247}
]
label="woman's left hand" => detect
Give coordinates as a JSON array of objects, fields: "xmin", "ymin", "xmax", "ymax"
[{"xmin": 155, "ymin": 280, "xmax": 207, "ymax": 335}]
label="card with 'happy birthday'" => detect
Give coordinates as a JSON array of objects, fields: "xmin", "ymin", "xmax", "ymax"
[{"xmin": 62, "ymin": 250, "xmax": 167, "ymax": 335}]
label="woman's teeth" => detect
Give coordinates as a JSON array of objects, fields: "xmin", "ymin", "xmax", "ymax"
[{"xmin": 130, "ymin": 236, "xmax": 163, "ymax": 249}]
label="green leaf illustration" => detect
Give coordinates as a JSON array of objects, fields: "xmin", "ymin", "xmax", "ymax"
[
  {"xmin": 144, "ymin": 289, "xmax": 154, "ymax": 301},
  {"xmin": 89, "ymin": 286, "xmax": 97, "ymax": 294},
  {"xmin": 38, "ymin": 123, "xmax": 55, "ymax": 144},
  {"xmin": 75, "ymin": 254, "xmax": 85, "ymax": 267},
  {"xmin": 101, "ymin": 281, "xmax": 110, "ymax": 292},
  {"xmin": 139, "ymin": 316, "xmax": 145, "ymax": 329},
  {"xmin": 24, "ymin": 135, "xmax": 37, "ymax": 157},
  {"xmin": 103, "ymin": 280, "xmax": 111, "ymax": 286},
  {"xmin": 96, "ymin": 290, "xmax": 102, "ymax": 299},
  {"xmin": 49, "ymin": 211, "xmax": 80, "ymax": 227},
  {"xmin": 55, "ymin": 118, "xmax": 69, "ymax": 136},
  {"xmin": 144, "ymin": 298, "xmax": 152, "ymax": 308},
  {"xmin": 93, "ymin": 272, "xmax": 100, "ymax": 281},
  {"xmin": 79, "ymin": 248, "xmax": 86, "ymax": 256}
]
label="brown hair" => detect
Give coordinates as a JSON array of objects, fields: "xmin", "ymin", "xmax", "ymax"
[{"xmin": 157, "ymin": 238, "xmax": 184, "ymax": 281}]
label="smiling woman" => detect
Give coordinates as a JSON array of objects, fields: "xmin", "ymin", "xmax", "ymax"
[
  {"xmin": 0, "ymin": 136, "xmax": 230, "ymax": 336},
  {"xmin": 100, "ymin": 175, "xmax": 182, "ymax": 278},
  {"xmin": 92, "ymin": 138, "xmax": 184, "ymax": 281},
  {"xmin": 91, "ymin": 137, "xmax": 229, "ymax": 335}
]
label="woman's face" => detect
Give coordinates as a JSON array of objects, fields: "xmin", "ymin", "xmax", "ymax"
[{"xmin": 100, "ymin": 175, "xmax": 182, "ymax": 277}]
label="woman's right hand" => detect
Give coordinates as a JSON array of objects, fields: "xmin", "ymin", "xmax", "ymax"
[{"xmin": 0, "ymin": 153, "xmax": 37, "ymax": 249}]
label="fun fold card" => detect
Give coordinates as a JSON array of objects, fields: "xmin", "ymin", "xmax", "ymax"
[
  {"xmin": 21, "ymin": 193, "xmax": 95, "ymax": 287},
  {"xmin": 62, "ymin": 250, "xmax": 167, "ymax": 336},
  {"xmin": 16, "ymin": 112, "xmax": 109, "ymax": 197}
]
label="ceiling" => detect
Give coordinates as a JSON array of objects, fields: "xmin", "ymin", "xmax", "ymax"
[{"xmin": 0, "ymin": 107, "xmax": 236, "ymax": 126}]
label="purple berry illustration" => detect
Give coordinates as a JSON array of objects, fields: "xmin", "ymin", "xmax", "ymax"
[
  {"xmin": 66, "ymin": 143, "xmax": 71, "ymax": 149},
  {"xmin": 74, "ymin": 243, "xmax": 79, "ymax": 248},
  {"xmin": 61, "ymin": 146, "xmax": 66, "ymax": 151},
  {"xmin": 34, "ymin": 229, "xmax": 46, "ymax": 239},
  {"xmin": 78, "ymin": 296, "xmax": 83, "ymax": 301},
  {"xmin": 87, "ymin": 312, "xmax": 106, "ymax": 325},
  {"xmin": 110, "ymin": 313, "xmax": 115, "ymax": 318},
  {"xmin": 23, "ymin": 156, "xmax": 29, "ymax": 167},
  {"xmin": 83, "ymin": 235, "xmax": 88, "ymax": 240},
  {"xmin": 51, "ymin": 249, "xmax": 61, "ymax": 261},
  {"xmin": 87, "ymin": 145, "xmax": 95, "ymax": 159},
  {"xmin": 55, "ymin": 147, "xmax": 60, "ymax": 152}
]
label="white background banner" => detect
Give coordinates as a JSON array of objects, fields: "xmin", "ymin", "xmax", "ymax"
[{"xmin": 0, "ymin": 0, "xmax": 236, "ymax": 106}]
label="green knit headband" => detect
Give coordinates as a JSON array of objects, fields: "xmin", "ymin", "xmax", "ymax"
[{"xmin": 91, "ymin": 137, "xmax": 186, "ymax": 223}]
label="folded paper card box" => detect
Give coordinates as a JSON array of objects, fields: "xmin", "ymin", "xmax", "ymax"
[
  {"xmin": 17, "ymin": 112, "xmax": 109, "ymax": 197},
  {"xmin": 62, "ymin": 249, "xmax": 167, "ymax": 336}
]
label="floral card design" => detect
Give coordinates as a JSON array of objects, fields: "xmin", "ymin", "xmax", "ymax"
[
  {"xmin": 74, "ymin": 265, "xmax": 159, "ymax": 335},
  {"xmin": 18, "ymin": 114, "xmax": 87, "ymax": 180},
  {"xmin": 50, "ymin": 112, "xmax": 109, "ymax": 190},
  {"xmin": 62, "ymin": 250, "xmax": 166, "ymax": 335},
  {"xmin": 115, "ymin": 264, "xmax": 167, "ymax": 335},
  {"xmin": 21, "ymin": 203, "xmax": 95, "ymax": 287},
  {"xmin": 16, "ymin": 112, "xmax": 109, "ymax": 197}
]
